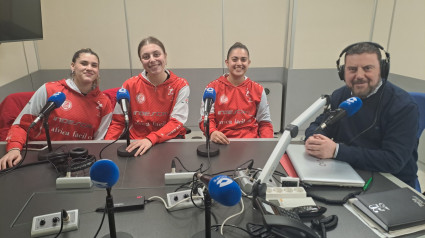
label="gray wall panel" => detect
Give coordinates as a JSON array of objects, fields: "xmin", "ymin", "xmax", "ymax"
[
  {"xmin": 0, "ymin": 75, "xmax": 34, "ymax": 99},
  {"xmin": 98, "ymin": 69, "xmax": 133, "ymax": 91},
  {"xmin": 390, "ymin": 74, "xmax": 425, "ymax": 94},
  {"xmin": 172, "ymin": 68, "xmax": 224, "ymax": 129},
  {"xmin": 31, "ymin": 70, "xmax": 69, "ymax": 89},
  {"xmin": 284, "ymin": 69, "xmax": 344, "ymax": 131}
]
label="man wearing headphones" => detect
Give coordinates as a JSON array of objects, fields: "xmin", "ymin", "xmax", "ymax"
[{"xmin": 304, "ymin": 42, "xmax": 420, "ymax": 190}]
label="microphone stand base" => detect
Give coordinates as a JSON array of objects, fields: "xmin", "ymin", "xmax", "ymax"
[
  {"xmin": 117, "ymin": 145, "xmax": 137, "ymax": 157},
  {"xmin": 192, "ymin": 230, "xmax": 224, "ymax": 238},
  {"xmin": 102, "ymin": 232, "xmax": 133, "ymax": 238},
  {"xmin": 197, "ymin": 143, "xmax": 219, "ymax": 157}
]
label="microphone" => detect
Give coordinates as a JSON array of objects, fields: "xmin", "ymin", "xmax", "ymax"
[
  {"xmin": 192, "ymin": 173, "xmax": 241, "ymax": 237},
  {"xmin": 90, "ymin": 160, "xmax": 133, "ymax": 238},
  {"xmin": 203, "ymin": 88, "xmax": 216, "ymax": 126},
  {"xmin": 30, "ymin": 92, "xmax": 66, "ymax": 128},
  {"xmin": 90, "ymin": 159, "xmax": 119, "ymax": 188},
  {"xmin": 116, "ymin": 88, "xmax": 130, "ymax": 127},
  {"xmin": 197, "ymin": 88, "xmax": 219, "ymax": 157},
  {"xmin": 317, "ymin": 97, "xmax": 362, "ymax": 131},
  {"xmin": 196, "ymin": 173, "xmax": 242, "ymax": 206},
  {"xmin": 116, "ymin": 88, "xmax": 138, "ymax": 158}
]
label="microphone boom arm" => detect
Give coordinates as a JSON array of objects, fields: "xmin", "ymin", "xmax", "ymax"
[{"xmin": 256, "ymin": 95, "xmax": 330, "ymax": 186}]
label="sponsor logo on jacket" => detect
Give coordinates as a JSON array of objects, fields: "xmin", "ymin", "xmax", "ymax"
[{"xmin": 52, "ymin": 117, "xmax": 93, "ymax": 129}]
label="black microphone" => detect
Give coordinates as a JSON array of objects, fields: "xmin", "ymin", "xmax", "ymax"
[
  {"xmin": 317, "ymin": 97, "xmax": 362, "ymax": 131},
  {"xmin": 30, "ymin": 92, "xmax": 66, "ymax": 128},
  {"xmin": 203, "ymin": 88, "xmax": 216, "ymax": 127},
  {"xmin": 116, "ymin": 88, "xmax": 130, "ymax": 127}
]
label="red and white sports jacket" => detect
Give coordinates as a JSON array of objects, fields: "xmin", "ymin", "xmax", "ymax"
[
  {"xmin": 105, "ymin": 70, "xmax": 190, "ymax": 145},
  {"xmin": 199, "ymin": 74, "xmax": 273, "ymax": 138},
  {"xmin": 6, "ymin": 79, "xmax": 113, "ymax": 151}
]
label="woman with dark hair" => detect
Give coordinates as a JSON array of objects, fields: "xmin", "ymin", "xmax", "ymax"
[
  {"xmin": 199, "ymin": 42, "xmax": 274, "ymax": 144},
  {"xmin": 105, "ymin": 37, "xmax": 190, "ymax": 156},
  {"xmin": 0, "ymin": 48, "xmax": 113, "ymax": 170}
]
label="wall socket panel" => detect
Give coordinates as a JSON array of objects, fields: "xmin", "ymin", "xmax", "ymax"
[
  {"xmin": 164, "ymin": 172, "xmax": 195, "ymax": 185},
  {"xmin": 167, "ymin": 189, "xmax": 204, "ymax": 211},
  {"xmin": 56, "ymin": 177, "xmax": 93, "ymax": 189},
  {"xmin": 31, "ymin": 209, "xmax": 79, "ymax": 237},
  {"xmin": 275, "ymin": 197, "xmax": 316, "ymax": 209}
]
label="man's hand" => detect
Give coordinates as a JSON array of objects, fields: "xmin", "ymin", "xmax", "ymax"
[
  {"xmin": 0, "ymin": 150, "xmax": 22, "ymax": 170},
  {"xmin": 305, "ymin": 134, "xmax": 336, "ymax": 159},
  {"xmin": 127, "ymin": 139, "xmax": 153, "ymax": 156},
  {"xmin": 210, "ymin": 131, "xmax": 230, "ymax": 145}
]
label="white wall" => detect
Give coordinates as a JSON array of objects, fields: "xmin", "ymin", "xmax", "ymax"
[
  {"xmin": 389, "ymin": 1, "xmax": 425, "ymax": 79},
  {"xmin": 292, "ymin": 0, "xmax": 375, "ymax": 69},
  {"xmin": 37, "ymin": 0, "xmax": 129, "ymax": 70},
  {"xmin": 0, "ymin": 42, "xmax": 35, "ymax": 87}
]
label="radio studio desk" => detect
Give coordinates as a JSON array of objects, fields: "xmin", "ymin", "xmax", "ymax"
[{"xmin": 0, "ymin": 139, "xmax": 424, "ymax": 238}]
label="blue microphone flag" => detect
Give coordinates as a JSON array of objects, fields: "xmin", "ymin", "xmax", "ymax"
[
  {"xmin": 90, "ymin": 159, "xmax": 120, "ymax": 188},
  {"xmin": 48, "ymin": 92, "xmax": 66, "ymax": 108},
  {"xmin": 116, "ymin": 88, "xmax": 130, "ymax": 101},
  {"xmin": 203, "ymin": 88, "xmax": 216, "ymax": 102},
  {"xmin": 339, "ymin": 96, "xmax": 362, "ymax": 117},
  {"xmin": 208, "ymin": 175, "xmax": 242, "ymax": 206}
]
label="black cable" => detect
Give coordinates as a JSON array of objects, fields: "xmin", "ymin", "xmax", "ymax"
[
  {"xmin": 211, "ymin": 224, "xmax": 251, "ymax": 236},
  {"xmin": 68, "ymin": 155, "xmax": 96, "ymax": 172},
  {"xmin": 173, "ymin": 156, "xmax": 203, "ymax": 173},
  {"xmin": 232, "ymin": 159, "xmax": 254, "ymax": 178},
  {"xmin": 99, "ymin": 123, "xmax": 130, "ymax": 160},
  {"xmin": 210, "ymin": 211, "xmax": 219, "ymax": 225},
  {"xmin": 320, "ymin": 222, "xmax": 327, "ymax": 238},
  {"xmin": 174, "ymin": 181, "xmax": 193, "ymax": 192},
  {"xmin": 307, "ymin": 190, "xmax": 362, "ymax": 205},
  {"xmin": 1, "ymin": 160, "xmax": 49, "ymax": 170},
  {"xmin": 347, "ymin": 80, "xmax": 386, "ymax": 145},
  {"xmin": 48, "ymin": 157, "xmax": 63, "ymax": 178},
  {"xmin": 93, "ymin": 204, "xmax": 107, "ymax": 238},
  {"xmin": 98, "ymin": 137, "xmax": 120, "ymax": 160},
  {"xmin": 190, "ymin": 175, "xmax": 206, "ymax": 210},
  {"xmin": 200, "ymin": 150, "xmax": 212, "ymax": 174},
  {"xmin": 53, "ymin": 209, "xmax": 67, "ymax": 238},
  {"xmin": 0, "ymin": 129, "xmax": 31, "ymax": 176}
]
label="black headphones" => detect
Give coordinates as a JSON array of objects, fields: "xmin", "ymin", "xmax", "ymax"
[
  {"xmin": 336, "ymin": 42, "xmax": 390, "ymax": 81},
  {"xmin": 47, "ymin": 147, "xmax": 96, "ymax": 174}
]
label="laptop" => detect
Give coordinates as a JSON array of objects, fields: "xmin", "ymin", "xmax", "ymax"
[{"xmin": 286, "ymin": 144, "xmax": 365, "ymax": 187}]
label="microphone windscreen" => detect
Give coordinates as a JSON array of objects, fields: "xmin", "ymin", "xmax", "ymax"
[
  {"xmin": 47, "ymin": 92, "xmax": 66, "ymax": 108},
  {"xmin": 203, "ymin": 88, "xmax": 216, "ymax": 103},
  {"xmin": 90, "ymin": 159, "xmax": 119, "ymax": 188},
  {"xmin": 116, "ymin": 88, "xmax": 130, "ymax": 102},
  {"xmin": 208, "ymin": 175, "xmax": 242, "ymax": 206},
  {"xmin": 339, "ymin": 97, "xmax": 362, "ymax": 117}
]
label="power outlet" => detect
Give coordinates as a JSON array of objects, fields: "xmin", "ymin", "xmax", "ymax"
[
  {"xmin": 266, "ymin": 186, "xmax": 306, "ymax": 200},
  {"xmin": 31, "ymin": 209, "xmax": 79, "ymax": 237},
  {"xmin": 166, "ymin": 189, "xmax": 204, "ymax": 211}
]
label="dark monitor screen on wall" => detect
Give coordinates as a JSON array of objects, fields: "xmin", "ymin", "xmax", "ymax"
[{"xmin": 0, "ymin": 0, "xmax": 43, "ymax": 43}]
